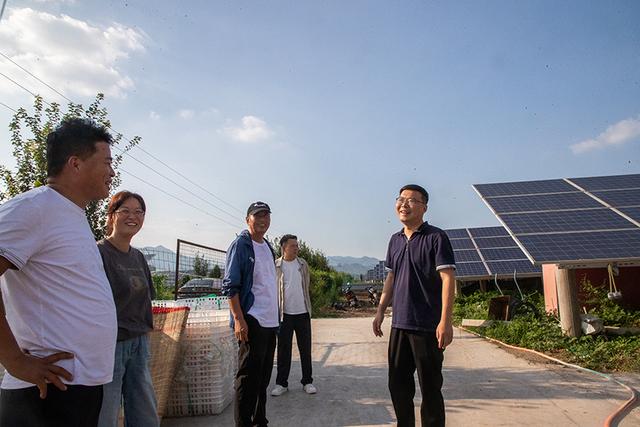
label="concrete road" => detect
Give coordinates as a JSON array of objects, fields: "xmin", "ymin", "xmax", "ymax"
[
  {"xmin": 161, "ymin": 317, "xmax": 635, "ymax": 426},
  {"xmin": 1, "ymin": 316, "xmax": 636, "ymax": 425}
]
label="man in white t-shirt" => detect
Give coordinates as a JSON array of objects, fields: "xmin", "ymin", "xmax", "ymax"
[
  {"xmin": 271, "ymin": 234, "xmax": 316, "ymax": 397},
  {"xmin": 0, "ymin": 118, "xmax": 118, "ymax": 427},
  {"xmin": 222, "ymin": 201, "xmax": 279, "ymax": 427}
]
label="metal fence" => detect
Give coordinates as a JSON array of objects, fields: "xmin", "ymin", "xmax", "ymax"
[{"xmin": 173, "ymin": 239, "xmax": 227, "ymax": 297}]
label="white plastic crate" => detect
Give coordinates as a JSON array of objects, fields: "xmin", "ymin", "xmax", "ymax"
[
  {"xmin": 154, "ymin": 296, "xmax": 229, "ymax": 311},
  {"xmin": 158, "ymin": 300, "xmax": 238, "ymax": 418}
]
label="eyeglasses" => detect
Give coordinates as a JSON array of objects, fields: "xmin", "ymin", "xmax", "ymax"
[
  {"xmin": 114, "ymin": 208, "xmax": 145, "ymax": 216},
  {"xmin": 395, "ymin": 197, "xmax": 425, "ymax": 207}
]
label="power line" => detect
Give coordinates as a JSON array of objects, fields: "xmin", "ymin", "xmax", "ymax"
[
  {"xmin": 0, "ymin": 63, "xmax": 244, "ymax": 225},
  {"xmin": 111, "ymin": 144, "xmax": 242, "ymax": 222},
  {"xmin": 0, "ymin": 101, "xmax": 17, "ymax": 113},
  {"xmin": 0, "ymin": 71, "xmax": 49, "ymax": 103},
  {"xmin": 0, "ymin": 58, "xmax": 242, "ymax": 215},
  {"xmin": 133, "ymin": 144, "xmax": 243, "ymax": 214},
  {"xmin": 0, "ymin": 52, "xmax": 73, "ymax": 103},
  {"xmin": 120, "ymin": 168, "xmax": 242, "ymax": 229}
]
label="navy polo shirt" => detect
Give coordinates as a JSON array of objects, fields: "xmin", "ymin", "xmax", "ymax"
[{"xmin": 385, "ymin": 221, "xmax": 456, "ymax": 332}]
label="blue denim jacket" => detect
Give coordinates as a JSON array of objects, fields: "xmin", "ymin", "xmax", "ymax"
[{"xmin": 221, "ymin": 230, "xmax": 276, "ymax": 328}]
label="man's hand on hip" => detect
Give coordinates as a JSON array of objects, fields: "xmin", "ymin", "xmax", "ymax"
[{"xmin": 6, "ymin": 351, "xmax": 74, "ymax": 399}]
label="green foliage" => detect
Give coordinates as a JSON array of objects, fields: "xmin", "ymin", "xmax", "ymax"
[
  {"xmin": 268, "ymin": 235, "xmax": 352, "ymax": 316},
  {"xmin": 152, "ymin": 274, "xmax": 174, "ymax": 300},
  {"xmin": 269, "ymin": 236, "xmax": 331, "ymax": 272},
  {"xmin": 0, "ymin": 94, "xmax": 141, "ymax": 240},
  {"xmin": 455, "ymin": 290, "xmax": 640, "ymax": 372},
  {"xmin": 180, "ymin": 274, "xmax": 191, "ymax": 286},
  {"xmin": 580, "ymin": 278, "xmax": 640, "ymax": 327},
  {"xmin": 297, "ymin": 240, "xmax": 331, "ymax": 272},
  {"xmin": 452, "ymin": 291, "xmax": 500, "ymax": 324},
  {"xmin": 309, "ymin": 269, "xmax": 351, "ymax": 314},
  {"xmin": 193, "ymin": 254, "xmax": 208, "ymax": 277},
  {"xmin": 209, "ymin": 264, "xmax": 222, "ymax": 278}
]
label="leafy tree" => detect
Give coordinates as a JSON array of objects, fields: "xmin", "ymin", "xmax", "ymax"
[
  {"xmin": 193, "ymin": 254, "xmax": 208, "ymax": 277},
  {"xmin": 269, "ymin": 236, "xmax": 331, "ymax": 272},
  {"xmin": 152, "ymin": 273, "xmax": 174, "ymax": 300},
  {"xmin": 0, "ymin": 94, "xmax": 141, "ymax": 240},
  {"xmin": 180, "ymin": 274, "xmax": 192, "ymax": 286},
  {"xmin": 270, "ymin": 235, "xmax": 352, "ymax": 314},
  {"xmin": 209, "ymin": 264, "xmax": 222, "ymax": 278}
]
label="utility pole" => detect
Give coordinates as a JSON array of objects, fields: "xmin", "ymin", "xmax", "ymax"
[{"xmin": 0, "ymin": 1, "xmax": 7, "ymax": 22}]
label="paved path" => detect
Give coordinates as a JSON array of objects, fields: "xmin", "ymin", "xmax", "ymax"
[{"xmin": 162, "ymin": 317, "xmax": 640, "ymax": 426}]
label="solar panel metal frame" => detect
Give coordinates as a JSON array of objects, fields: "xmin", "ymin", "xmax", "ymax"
[{"xmin": 473, "ymin": 174, "xmax": 640, "ymax": 267}]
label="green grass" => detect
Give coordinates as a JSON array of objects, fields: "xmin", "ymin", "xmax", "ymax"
[{"xmin": 454, "ymin": 289, "xmax": 640, "ymax": 373}]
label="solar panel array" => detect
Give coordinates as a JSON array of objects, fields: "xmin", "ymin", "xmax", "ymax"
[
  {"xmin": 445, "ymin": 226, "xmax": 541, "ymax": 280},
  {"xmin": 473, "ymin": 174, "xmax": 640, "ymax": 265}
]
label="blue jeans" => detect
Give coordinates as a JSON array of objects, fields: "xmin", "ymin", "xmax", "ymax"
[{"xmin": 98, "ymin": 334, "xmax": 159, "ymax": 427}]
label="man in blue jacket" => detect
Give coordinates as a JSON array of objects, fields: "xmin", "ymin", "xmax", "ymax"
[{"xmin": 222, "ymin": 202, "xmax": 278, "ymax": 427}]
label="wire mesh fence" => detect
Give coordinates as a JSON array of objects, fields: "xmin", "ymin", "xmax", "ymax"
[{"xmin": 173, "ymin": 239, "xmax": 227, "ymax": 298}]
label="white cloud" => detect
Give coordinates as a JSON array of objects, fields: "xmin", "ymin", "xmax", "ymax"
[
  {"xmin": 571, "ymin": 115, "xmax": 640, "ymax": 154},
  {"xmin": 178, "ymin": 109, "xmax": 195, "ymax": 119},
  {"xmin": 221, "ymin": 115, "xmax": 274, "ymax": 143},
  {"xmin": 149, "ymin": 111, "xmax": 160, "ymax": 121},
  {"xmin": 0, "ymin": 7, "xmax": 146, "ymax": 100}
]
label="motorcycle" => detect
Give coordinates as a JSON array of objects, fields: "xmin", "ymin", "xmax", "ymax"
[
  {"xmin": 367, "ymin": 286, "xmax": 380, "ymax": 306},
  {"xmin": 344, "ymin": 286, "xmax": 359, "ymax": 308}
]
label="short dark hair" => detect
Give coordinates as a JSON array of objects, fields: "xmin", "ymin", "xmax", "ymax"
[
  {"xmin": 399, "ymin": 184, "xmax": 429, "ymax": 204},
  {"xmin": 105, "ymin": 191, "xmax": 146, "ymax": 235},
  {"xmin": 279, "ymin": 234, "xmax": 297, "ymax": 247},
  {"xmin": 46, "ymin": 118, "xmax": 113, "ymax": 177}
]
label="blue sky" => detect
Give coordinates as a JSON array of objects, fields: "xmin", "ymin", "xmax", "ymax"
[{"xmin": 1, "ymin": 1, "xmax": 639, "ymax": 258}]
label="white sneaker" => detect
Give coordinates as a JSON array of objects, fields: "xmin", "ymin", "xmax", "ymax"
[
  {"xmin": 271, "ymin": 385, "xmax": 288, "ymax": 396},
  {"xmin": 303, "ymin": 384, "xmax": 317, "ymax": 394}
]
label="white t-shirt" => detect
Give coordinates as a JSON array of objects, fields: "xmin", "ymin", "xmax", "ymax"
[
  {"xmin": 0, "ymin": 186, "xmax": 117, "ymax": 389},
  {"xmin": 281, "ymin": 259, "xmax": 307, "ymax": 315},
  {"xmin": 247, "ymin": 240, "xmax": 278, "ymax": 328}
]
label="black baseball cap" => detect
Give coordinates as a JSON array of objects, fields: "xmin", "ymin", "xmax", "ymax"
[{"xmin": 247, "ymin": 201, "xmax": 271, "ymax": 216}]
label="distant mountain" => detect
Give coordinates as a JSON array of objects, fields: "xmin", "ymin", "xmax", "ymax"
[{"xmin": 328, "ymin": 256, "xmax": 380, "ymax": 276}]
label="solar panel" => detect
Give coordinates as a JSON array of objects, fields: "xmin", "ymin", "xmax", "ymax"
[
  {"xmin": 474, "ymin": 236, "xmax": 519, "ymax": 249},
  {"xmin": 450, "ymin": 239, "xmax": 475, "ymax": 250},
  {"xmin": 592, "ymin": 189, "xmax": 640, "ymax": 208},
  {"xmin": 486, "ymin": 260, "xmax": 541, "ymax": 275},
  {"xmin": 474, "ymin": 173, "xmax": 640, "ymax": 264},
  {"xmin": 480, "ymin": 247, "xmax": 528, "ymax": 261},
  {"xmin": 474, "ymin": 179, "xmax": 574, "ymax": 197},
  {"xmin": 570, "ymin": 174, "xmax": 640, "ymax": 191},
  {"xmin": 468, "ymin": 226, "xmax": 509, "ymax": 238},
  {"xmin": 455, "ymin": 249, "xmax": 482, "ymax": 263},
  {"xmin": 485, "ymin": 192, "xmax": 601, "ymax": 214},
  {"xmin": 518, "ymin": 230, "xmax": 640, "ymax": 263},
  {"xmin": 445, "ymin": 228, "xmax": 470, "ymax": 239},
  {"xmin": 446, "ymin": 226, "xmax": 541, "ymax": 279},
  {"xmin": 455, "ymin": 262, "xmax": 489, "ymax": 278},
  {"xmin": 501, "ymin": 209, "xmax": 636, "ymax": 234},
  {"xmin": 619, "ymin": 207, "xmax": 640, "ymax": 223}
]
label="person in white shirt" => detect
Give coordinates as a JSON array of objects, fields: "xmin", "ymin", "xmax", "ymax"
[
  {"xmin": 222, "ymin": 202, "xmax": 279, "ymax": 427},
  {"xmin": 0, "ymin": 118, "xmax": 118, "ymax": 427},
  {"xmin": 271, "ymin": 234, "xmax": 316, "ymax": 396}
]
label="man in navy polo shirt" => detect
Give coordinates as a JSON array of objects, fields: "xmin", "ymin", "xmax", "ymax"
[{"xmin": 372, "ymin": 184, "xmax": 456, "ymax": 427}]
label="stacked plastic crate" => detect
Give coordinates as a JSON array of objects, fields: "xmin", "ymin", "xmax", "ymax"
[{"xmin": 155, "ymin": 297, "xmax": 237, "ymax": 416}]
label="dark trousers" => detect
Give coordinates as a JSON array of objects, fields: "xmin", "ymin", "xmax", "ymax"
[
  {"xmin": 388, "ymin": 328, "xmax": 445, "ymax": 427},
  {"xmin": 234, "ymin": 315, "xmax": 277, "ymax": 427},
  {"xmin": 0, "ymin": 384, "xmax": 103, "ymax": 427},
  {"xmin": 275, "ymin": 312, "xmax": 313, "ymax": 387}
]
